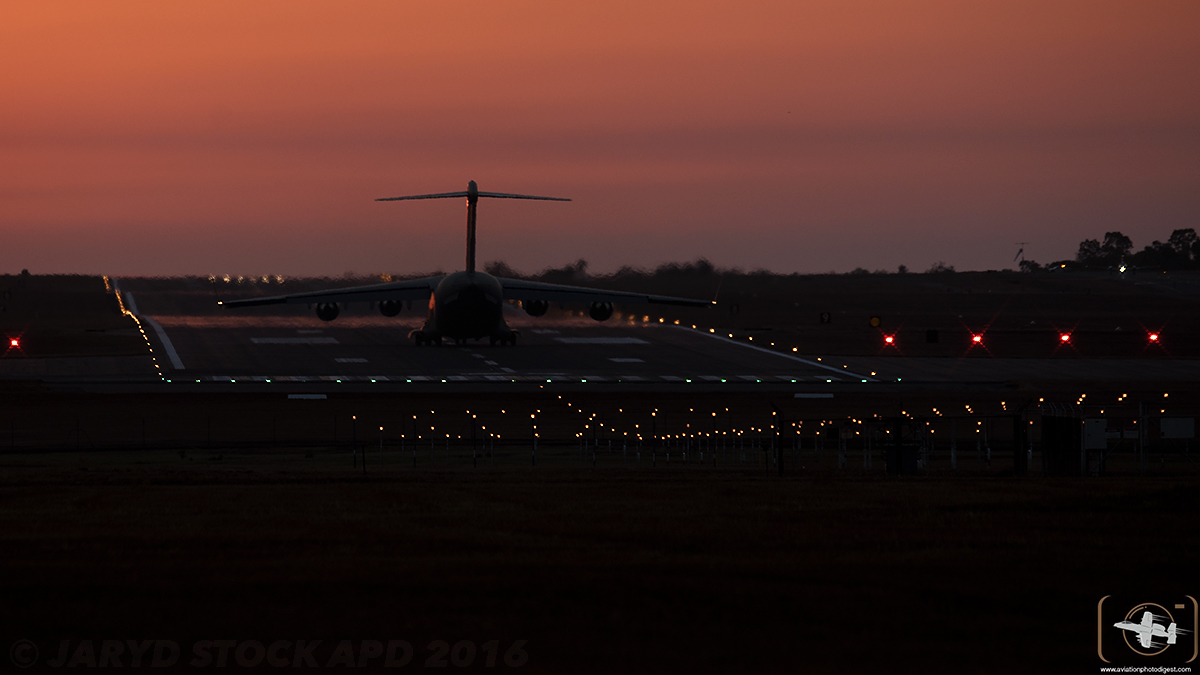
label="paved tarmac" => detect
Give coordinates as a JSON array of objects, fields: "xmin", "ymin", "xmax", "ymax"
[
  {"xmin": 6, "ymin": 303, "xmax": 1200, "ymax": 391},
  {"xmin": 145, "ymin": 313, "xmax": 875, "ymax": 386}
]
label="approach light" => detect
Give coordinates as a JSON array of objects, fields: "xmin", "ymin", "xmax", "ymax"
[
  {"xmin": 8, "ymin": 338, "xmax": 17, "ymax": 348},
  {"xmin": 1149, "ymin": 333, "xmax": 1160, "ymax": 342},
  {"xmin": 1059, "ymin": 333, "xmax": 1071, "ymax": 343},
  {"xmin": 884, "ymin": 335, "xmax": 895, "ymax": 345},
  {"xmin": 972, "ymin": 335, "xmax": 983, "ymax": 343}
]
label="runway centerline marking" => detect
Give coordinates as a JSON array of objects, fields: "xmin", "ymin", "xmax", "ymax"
[
  {"xmin": 556, "ymin": 337, "xmax": 649, "ymax": 345},
  {"xmin": 251, "ymin": 337, "xmax": 340, "ymax": 344}
]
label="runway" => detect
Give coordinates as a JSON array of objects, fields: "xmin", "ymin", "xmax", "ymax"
[
  {"xmin": 6, "ymin": 300, "xmax": 1200, "ymax": 392},
  {"xmin": 143, "ymin": 313, "xmax": 875, "ymax": 388}
]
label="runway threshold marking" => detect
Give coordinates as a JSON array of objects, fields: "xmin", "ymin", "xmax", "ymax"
[{"xmin": 675, "ymin": 327, "xmax": 878, "ymax": 381}]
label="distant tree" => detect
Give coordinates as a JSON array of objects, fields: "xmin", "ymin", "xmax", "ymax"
[
  {"xmin": 849, "ymin": 267, "xmax": 870, "ymax": 275},
  {"xmin": 1168, "ymin": 228, "xmax": 1199, "ymax": 268},
  {"xmin": 897, "ymin": 265, "xmax": 908, "ymax": 274},
  {"xmin": 1125, "ymin": 228, "xmax": 1198, "ymax": 270},
  {"xmin": 1018, "ymin": 259, "xmax": 1043, "ymax": 273},
  {"xmin": 925, "ymin": 261, "xmax": 955, "ymax": 273},
  {"xmin": 537, "ymin": 259, "xmax": 588, "ymax": 284},
  {"xmin": 1100, "ymin": 231, "xmax": 1133, "ymax": 262},
  {"xmin": 1076, "ymin": 231, "xmax": 1132, "ymax": 268},
  {"xmin": 1075, "ymin": 238, "xmax": 1102, "ymax": 264},
  {"xmin": 652, "ymin": 258, "xmax": 717, "ymax": 278},
  {"xmin": 484, "ymin": 260, "xmax": 517, "ymax": 277}
]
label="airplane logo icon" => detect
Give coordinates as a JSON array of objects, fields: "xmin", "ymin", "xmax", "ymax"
[{"xmin": 1115, "ymin": 610, "xmax": 1181, "ymax": 650}]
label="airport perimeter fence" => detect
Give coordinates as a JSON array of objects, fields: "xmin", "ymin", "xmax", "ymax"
[{"xmin": 1, "ymin": 407, "xmax": 1196, "ymax": 477}]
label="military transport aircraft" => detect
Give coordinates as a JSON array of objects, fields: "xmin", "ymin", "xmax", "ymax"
[{"xmin": 221, "ymin": 181, "xmax": 711, "ymax": 345}]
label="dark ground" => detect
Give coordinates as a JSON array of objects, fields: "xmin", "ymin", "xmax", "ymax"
[
  {"xmin": 2, "ymin": 453, "xmax": 1196, "ymax": 673},
  {"xmin": 2, "ymin": 271, "xmax": 1199, "ymax": 672}
]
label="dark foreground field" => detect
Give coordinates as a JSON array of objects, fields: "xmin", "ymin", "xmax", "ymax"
[{"xmin": 1, "ymin": 451, "xmax": 1196, "ymax": 673}]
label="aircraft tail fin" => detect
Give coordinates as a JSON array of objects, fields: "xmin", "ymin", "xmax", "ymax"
[
  {"xmin": 1168, "ymin": 622, "xmax": 1178, "ymax": 645},
  {"xmin": 376, "ymin": 181, "xmax": 570, "ymax": 273}
]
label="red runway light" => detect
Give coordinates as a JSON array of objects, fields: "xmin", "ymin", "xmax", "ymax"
[
  {"xmin": 1059, "ymin": 333, "xmax": 1071, "ymax": 342},
  {"xmin": 8, "ymin": 338, "xmax": 17, "ymax": 348},
  {"xmin": 1149, "ymin": 333, "xmax": 1160, "ymax": 342},
  {"xmin": 884, "ymin": 335, "xmax": 895, "ymax": 345},
  {"xmin": 971, "ymin": 335, "xmax": 983, "ymax": 343}
]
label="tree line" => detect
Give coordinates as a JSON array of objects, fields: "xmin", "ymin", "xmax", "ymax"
[{"xmin": 1022, "ymin": 228, "xmax": 1200, "ymax": 272}]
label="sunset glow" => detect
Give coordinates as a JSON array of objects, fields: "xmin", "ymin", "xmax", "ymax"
[{"xmin": 2, "ymin": 1, "xmax": 1198, "ymax": 275}]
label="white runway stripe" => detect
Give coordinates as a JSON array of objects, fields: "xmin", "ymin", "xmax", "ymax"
[
  {"xmin": 676, "ymin": 327, "xmax": 877, "ymax": 381},
  {"xmin": 555, "ymin": 337, "xmax": 649, "ymax": 344},
  {"xmin": 251, "ymin": 337, "xmax": 340, "ymax": 344},
  {"xmin": 121, "ymin": 291, "xmax": 185, "ymax": 370}
]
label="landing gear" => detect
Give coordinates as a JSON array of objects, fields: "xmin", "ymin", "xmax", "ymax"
[
  {"xmin": 489, "ymin": 330, "xmax": 518, "ymax": 347},
  {"xmin": 411, "ymin": 331, "xmax": 442, "ymax": 347}
]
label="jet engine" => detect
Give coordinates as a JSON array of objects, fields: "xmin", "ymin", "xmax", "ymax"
[
  {"xmin": 523, "ymin": 299, "xmax": 549, "ymax": 317},
  {"xmin": 588, "ymin": 301, "xmax": 613, "ymax": 322},
  {"xmin": 379, "ymin": 300, "xmax": 402, "ymax": 317},
  {"xmin": 315, "ymin": 303, "xmax": 340, "ymax": 322}
]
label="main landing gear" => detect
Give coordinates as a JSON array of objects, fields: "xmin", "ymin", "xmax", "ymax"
[
  {"xmin": 411, "ymin": 331, "xmax": 441, "ymax": 347},
  {"xmin": 489, "ymin": 331, "xmax": 518, "ymax": 347}
]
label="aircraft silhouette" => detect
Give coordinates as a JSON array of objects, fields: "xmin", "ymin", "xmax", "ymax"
[
  {"xmin": 221, "ymin": 181, "xmax": 711, "ymax": 345},
  {"xmin": 1114, "ymin": 611, "xmax": 1179, "ymax": 649}
]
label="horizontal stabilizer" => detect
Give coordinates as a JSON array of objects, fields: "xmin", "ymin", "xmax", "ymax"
[
  {"xmin": 475, "ymin": 191, "xmax": 570, "ymax": 201},
  {"xmin": 376, "ymin": 190, "xmax": 569, "ymax": 202},
  {"xmin": 375, "ymin": 191, "xmax": 469, "ymax": 202}
]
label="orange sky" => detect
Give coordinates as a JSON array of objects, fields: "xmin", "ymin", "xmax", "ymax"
[{"xmin": 2, "ymin": 1, "xmax": 1198, "ymax": 275}]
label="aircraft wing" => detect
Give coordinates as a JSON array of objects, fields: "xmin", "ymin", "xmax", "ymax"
[
  {"xmin": 498, "ymin": 278, "xmax": 712, "ymax": 307},
  {"xmin": 219, "ymin": 276, "xmax": 443, "ymax": 307}
]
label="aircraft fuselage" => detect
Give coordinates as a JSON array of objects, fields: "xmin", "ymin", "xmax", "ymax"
[{"xmin": 415, "ymin": 271, "xmax": 512, "ymax": 345}]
